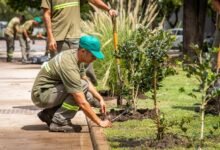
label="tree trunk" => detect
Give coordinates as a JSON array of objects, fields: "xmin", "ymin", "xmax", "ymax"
[{"xmin": 183, "ymin": 0, "xmax": 207, "ymax": 57}]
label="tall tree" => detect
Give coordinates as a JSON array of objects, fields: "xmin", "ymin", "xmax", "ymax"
[
  {"xmin": 7, "ymin": 0, "xmax": 41, "ymax": 11},
  {"xmin": 183, "ymin": 0, "xmax": 208, "ymax": 56}
]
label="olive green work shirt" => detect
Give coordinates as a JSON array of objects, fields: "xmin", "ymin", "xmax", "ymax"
[
  {"xmin": 4, "ymin": 17, "xmax": 21, "ymax": 37},
  {"xmin": 41, "ymin": 0, "xmax": 81, "ymax": 41},
  {"xmin": 22, "ymin": 20, "xmax": 34, "ymax": 36},
  {"xmin": 32, "ymin": 50, "xmax": 85, "ymax": 96}
]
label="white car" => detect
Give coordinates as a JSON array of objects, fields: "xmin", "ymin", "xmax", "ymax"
[
  {"xmin": 170, "ymin": 28, "xmax": 183, "ymax": 49},
  {"xmin": 0, "ymin": 21, "xmax": 7, "ymax": 39}
]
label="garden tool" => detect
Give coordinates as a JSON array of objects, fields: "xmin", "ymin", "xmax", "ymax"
[
  {"xmin": 111, "ymin": 107, "xmax": 131, "ymax": 122},
  {"xmin": 112, "ymin": 16, "xmax": 123, "ymax": 106}
]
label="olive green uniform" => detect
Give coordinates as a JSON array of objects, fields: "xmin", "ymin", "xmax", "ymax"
[
  {"xmin": 41, "ymin": 0, "xmax": 81, "ymax": 57},
  {"xmin": 4, "ymin": 17, "xmax": 21, "ymax": 62},
  {"xmin": 41, "ymin": 0, "xmax": 97, "ymax": 85},
  {"xmin": 31, "ymin": 50, "xmax": 94, "ymax": 125},
  {"xmin": 18, "ymin": 20, "xmax": 34, "ymax": 62}
]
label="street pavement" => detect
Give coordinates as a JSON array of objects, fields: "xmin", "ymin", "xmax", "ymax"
[
  {"xmin": 0, "ymin": 38, "xmax": 183, "ymax": 150},
  {"xmin": 0, "ymin": 61, "xmax": 93, "ymax": 150},
  {"xmin": 0, "ymin": 41, "xmax": 93, "ymax": 150}
]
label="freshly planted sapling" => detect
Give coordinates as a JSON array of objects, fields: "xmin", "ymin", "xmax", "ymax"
[
  {"xmin": 183, "ymin": 45, "xmax": 220, "ymax": 149},
  {"xmin": 118, "ymin": 26, "xmax": 174, "ymax": 139}
]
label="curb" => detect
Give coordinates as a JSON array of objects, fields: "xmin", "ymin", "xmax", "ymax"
[{"xmin": 86, "ymin": 118, "xmax": 110, "ymax": 150}]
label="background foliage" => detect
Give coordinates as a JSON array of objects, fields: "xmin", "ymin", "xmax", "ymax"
[{"xmin": 81, "ymin": 0, "xmax": 161, "ymax": 93}]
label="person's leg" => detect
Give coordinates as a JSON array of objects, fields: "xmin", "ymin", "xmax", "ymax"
[
  {"xmin": 51, "ymin": 95, "xmax": 79, "ymax": 126},
  {"xmin": 32, "ymin": 84, "xmax": 69, "ymax": 126},
  {"xmin": 81, "ymin": 79, "xmax": 100, "ymax": 108},
  {"xmin": 50, "ymin": 80, "xmax": 99, "ymax": 132},
  {"xmin": 18, "ymin": 35, "xmax": 27, "ymax": 62},
  {"xmin": 5, "ymin": 34, "xmax": 14, "ymax": 62},
  {"xmin": 26, "ymin": 40, "xmax": 30, "ymax": 60},
  {"xmin": 49, "ymin": 86, "xmax": 81, "ymax": 132}
]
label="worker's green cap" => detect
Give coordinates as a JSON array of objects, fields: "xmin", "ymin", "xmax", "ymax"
[
  {"xmin": 34, "ymin": 17, "xmax": 42, "ymax": 24},
  {"xmin": 79, "ymin": 35, "xmax": 104, "ymax": 59}
]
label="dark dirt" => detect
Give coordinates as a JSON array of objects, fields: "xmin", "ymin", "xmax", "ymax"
[
  {"xmin": 101, "ymin": 94, "xmax": 192, "ymax": 149},
  {"xmin": 109, "ymin": 134, "xmax": 191, "ymax": 149},
  {"xmin": 100, "ymin": 108, "xmax": 157, "ymax": 122},
  {"xmin": 102, "ymin": 108, "xmax": 192, "ymax": 149}
]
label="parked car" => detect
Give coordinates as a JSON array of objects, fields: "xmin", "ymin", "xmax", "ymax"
[
  {"xmin": 169, "ymin": 28, "xmax": 183, "ymax": 49},
  {"xmin": 0, "ymin": 21, "xmax": 7, "ymax": 39}
]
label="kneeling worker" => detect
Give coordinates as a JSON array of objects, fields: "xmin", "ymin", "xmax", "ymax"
[{"xmin": 31, "ymin": 35, "xmax": 111, "ymax": 132}]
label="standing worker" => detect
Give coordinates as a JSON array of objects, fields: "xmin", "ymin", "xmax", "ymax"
[
  {"xmin": 41, "ymin": 0, "xmax": 117, "ymax": 85},
  {"xmin": 18, "ymin": 17, "xmax": 43, "ymax": 63},
  {"xmin": 31, "ymin": 35, "xmax": 112, "ymax": 132},
  {"xmin": 4, "ymin": 15, "xmax": 25, "ymax": 62}
]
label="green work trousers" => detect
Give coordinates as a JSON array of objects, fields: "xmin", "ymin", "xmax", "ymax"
[
  {"xmin": 18, "ymin": 35, "xmax": 30, "ymax": 62},
  {"xmin": 31, "ymin": 80, "xmax": 95, "ymax": 125},
  {"xmin": 5, "ymin": 34, "xmax": 14, "ymax": 62}
]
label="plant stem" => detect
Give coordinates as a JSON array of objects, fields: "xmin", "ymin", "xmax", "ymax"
[
  {"xmin": 153, "ymin": 63, "xmax": 160, "ymax": 140},
  {"xmin": 199, "ymin": 95, "xmax": 205, "ymax": 149}
]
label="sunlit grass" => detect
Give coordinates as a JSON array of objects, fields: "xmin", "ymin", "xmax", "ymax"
[{"xmin": 104, "ymin": 67, "xmax": 220, "ymax": 149}]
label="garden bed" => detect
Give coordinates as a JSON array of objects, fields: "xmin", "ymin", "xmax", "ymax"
[{"xmin": 102, "ymin": 68, "xmax": 220, "ymax": 149}]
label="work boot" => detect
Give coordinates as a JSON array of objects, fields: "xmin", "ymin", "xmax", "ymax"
[
  {"xmin": 67, "ymin": 120, "xmax": 82, "ymax": 132},
  {"xmin": 49, "ymin": 121, "xmax": 82, "ymax": 133},
  {"xmin": 37, "ymin": 111, "xmax": 52, "ymax": 126}
]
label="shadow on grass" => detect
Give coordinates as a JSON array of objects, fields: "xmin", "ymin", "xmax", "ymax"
[
  {"xmin": 108, "ymin": 137, "xmax": 147, "ymax": 148},
  {"xmin": 172, "ymin": 105, "xmax": 198, "ymax": 112}
]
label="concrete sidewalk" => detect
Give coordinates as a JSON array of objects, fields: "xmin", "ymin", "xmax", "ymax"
[{"xmin": 0, "ymin": 61, "xmax": 93, "ymax": 150}]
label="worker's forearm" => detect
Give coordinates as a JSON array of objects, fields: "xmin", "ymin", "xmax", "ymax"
[
  {"xmin": 89, "ymin": 0, "xmax": 110, "ymax": 11},
  {"xmin": 72, "ymin": 92, "xmax": 101, "ymax": 125},
  {"xmin": 43, "ymin": 9, "xmax": 54, "ymax": 40},
  {"xmin": 80, "ymin": 101, "xmax": 101, "ymax": 125}
]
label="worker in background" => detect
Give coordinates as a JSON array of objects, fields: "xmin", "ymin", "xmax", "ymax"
[
  {"xmin": 41, "ymin": 0, "xmax": 118, "ymax": 85},
  {"xmin": 4, "ymin": 15, "xmax": 25, "ymax": 62},
  {"xmin": 18, "ymin": 17, "xmax": 43, "ymax": 63}
]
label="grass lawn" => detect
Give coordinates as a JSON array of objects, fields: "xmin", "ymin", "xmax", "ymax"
[{"xmin": 104, "ymin": 67, "xmax": 220, "ymax": 149}]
